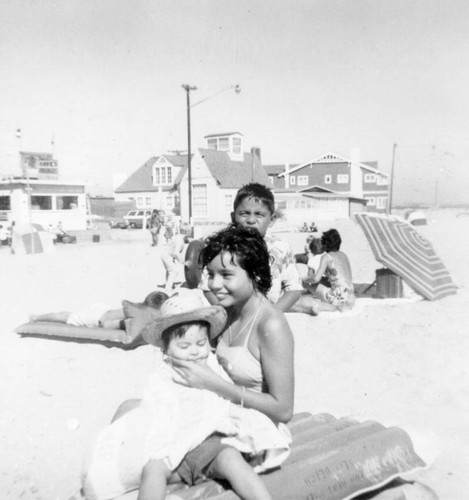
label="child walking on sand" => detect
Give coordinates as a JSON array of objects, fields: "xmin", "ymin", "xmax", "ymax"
[
  {"xmin": 29, "ymin": 291, "xmax": 168, "ymax": 330},
  {"xmin": 82, "ymin": 291, "xmax": 290, "ymax": 500}
]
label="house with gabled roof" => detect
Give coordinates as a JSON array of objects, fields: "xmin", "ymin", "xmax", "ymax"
[
  {"xmin": 114, "ymin": 132, "xmax": 269, "ymax": 224},
  {"xmin": 264, "ymin": 150, "xmax": 390, "ymax": 222}
]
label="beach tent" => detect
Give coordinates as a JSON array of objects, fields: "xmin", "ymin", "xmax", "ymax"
[
  {"xmin": 11, "ymin": 223, "xmax": 55, "ymax": 255},
  {"xmin": 354, "ymin": 213, "xmax": 457, "ymax": 300}
]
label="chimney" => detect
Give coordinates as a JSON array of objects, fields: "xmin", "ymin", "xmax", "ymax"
[
  {"xmin": 251, "ymin": 147, "xmax": 261, "ymax": 164},
  {"xmin": 250, "ymin": 147, "xmax": 262, "ymax": 182}
]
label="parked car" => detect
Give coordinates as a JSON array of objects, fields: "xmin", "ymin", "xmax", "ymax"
[
  {"xmin": 109, "ymin": 218, "xmax": 129, "ymax": 229},
  {"xmin": 123, "ymin": 210, "xmax": 152, "ymax": 229}
]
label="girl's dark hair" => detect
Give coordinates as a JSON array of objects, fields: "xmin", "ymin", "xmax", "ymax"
[
  {"xmin": 200, "ymin": 224, "xmax": 272, "ymax": 295},
  {"xmin": 321, "ymin": 228, "xmax": 342, "ymax": 252},
  {"xmin": 161, "ymin": 320, "xmax": 209, "ymax": 353}
]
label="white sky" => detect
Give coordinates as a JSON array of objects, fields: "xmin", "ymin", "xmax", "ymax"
[{"xmin": 1, "ymin": 0, "xmax": 468, "ymax": 204}]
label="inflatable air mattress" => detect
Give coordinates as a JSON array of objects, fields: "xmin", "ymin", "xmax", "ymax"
[{"xmin": 111, "ymin": 412, "xmax": 432, "ymax": 500}]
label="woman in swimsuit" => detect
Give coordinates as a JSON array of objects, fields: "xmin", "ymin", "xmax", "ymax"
[
  {"xmin": 109, "ymin": 225, "xmax": 294, "ymax": 491},
  {"xmin": 172, "ymin": 224, "xmax": 294, "ymax": 424},
  {"xmin": 162, "ymin": 225, "xmax": 294, "ymax": 489},
  {"xmin": 291, "ymin": 228, "xmax": 355, "ymax": 314}
]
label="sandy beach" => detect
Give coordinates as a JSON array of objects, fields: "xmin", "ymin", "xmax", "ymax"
[{"xmin": 1, "ymin": 209, "xmax": 468, "ymax": 500}]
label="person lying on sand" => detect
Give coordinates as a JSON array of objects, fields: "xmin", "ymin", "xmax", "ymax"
[{"xmin": 29, "ymin": 291, "xmax": 168, "ymax": 330}]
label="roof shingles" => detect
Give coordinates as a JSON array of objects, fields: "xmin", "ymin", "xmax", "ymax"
[{"xmin": 116, "ymin": 149, "xmax": 270, "ymax": 193}]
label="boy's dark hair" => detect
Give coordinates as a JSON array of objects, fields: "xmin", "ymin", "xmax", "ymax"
[
  {"xmin": 143, "ymin": 291, "xmax": 169, "ymax": 309},
  {"xmin": 321, "ymin": 229, "xmax": 342, "ymax": 252},
  {"xmin": 308, "ymin": 237, "xmax": 323, "ymax": 255},
  {"xmin": 233, "ymin": 183, "xmax": 275, "ymax": 216},
  {"xmin": 161, "ymin": 320, "xmax": 209, "ymax": 353},
  {"xmin": 200, "ymin": 224, "xmax": 272, "ymax": 296}
]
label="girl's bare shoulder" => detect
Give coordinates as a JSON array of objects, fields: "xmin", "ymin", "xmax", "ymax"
[{"xmin": 257, "ymin": 301, "xmax": 293, "ymax": 341}]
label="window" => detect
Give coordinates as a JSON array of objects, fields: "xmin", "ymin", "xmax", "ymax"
[
  {"xmin": 154, "ymin": 166, "xmax": 172, "ymax": 185},
  {"xmin": 57, "ymin": 196, "xmax": 78, "ymax": 210},
  {"xmin": 367, "ymin": 197, "xmax": 376, "ymax": 206},
  {"xmin": 145, "ymin": 197, "xmax": 151, "ymax": 207},
  {"xmin": 276, "ymin": 200, "xmax": 287, "ymax": 211},
  {"xmin": 207, "ymin": 138, "xmax": 218, "ymax": 150},
  {"xmin": 0, "ymin": 196, "xmax": 11, "ymax": 210},
  {"xmin": 324, "ymin": 175, "xmax": 332, "ymax": 184},
  {"xmin": 225, "ymin": 194, "xmax": 233, "ymax": 212},
  {"xmin": 137, "ymin": 197, "xmax": 144, "ymax": 207},
  {"xmin": 165, "ymin": 195, "xmax": 174, "ymax": 209},
  {"xmin": 377, "ymin": 176, "xmax": 389, "ymax": 186},
  {"xmin": 290, "ymin": 176, "xmax": 296, "ymax": 185},
  {"xmin": 297, "ymin": 176, "xmax": 308, "ymax": 186},
  {"xmin": 364, "ymin": 174, "xmax": 376, "ymax": 183},
  {"xmin": 377, "ymin": 197, "xmax": 387, "ymax": 209},
  {"xmin": 337, "ymin": 174, "xmax": 349, "ymax": 184},
  {"xmin": 232, "ymin": 138, "xmax": 242, "ymax": 154},
  {"xmin": 218, "ymin": 137, "xmax": 229, "ymax": 151},
  {"xmin": 193, "ymin": 184, "xmax": 207, "ymax": 217},
  {"xmin": 31, "ymin": 195, "xmax": 52, "ymax": 210}
]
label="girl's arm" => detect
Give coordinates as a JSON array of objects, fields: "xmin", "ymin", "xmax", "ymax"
[
  {"xmin": 171, "ymin": 312, "xmax": 294, "ymax": 424},
  {"xmin": 250, "ymin": 312, "xmax": 294, "ymax": 423},
  {"xmin": 303, "ymin": 254, "xmax": 328, "ymax": 285}
]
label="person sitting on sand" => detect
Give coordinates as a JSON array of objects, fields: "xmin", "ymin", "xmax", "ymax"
[
  {"xmin": 291, "ymin": 228, "xmax": 355, "ymax": 314},
  {"xmin": 306, "ymin": 236, "xmax": 325, "ymax": 275},
  {"xmin": 29, "ymin": 291, "xmax": 168, "ymax": 330},
  {"xmin": 82, "ymin": 291, "xmax": 290, "ymax": 500}
]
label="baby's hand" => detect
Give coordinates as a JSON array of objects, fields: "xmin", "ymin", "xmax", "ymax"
[{"xmin": 170, "ymin": 358, "xmax": 218, "ymax": 390}]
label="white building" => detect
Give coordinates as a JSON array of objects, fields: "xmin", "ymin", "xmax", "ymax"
[{"xmin": 0, "ymin": 179, "xmax": 87, "ymax": 230}]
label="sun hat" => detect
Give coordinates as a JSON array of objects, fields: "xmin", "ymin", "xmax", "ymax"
[{"xmin": 142, "ymin": 290, "xmax": 227, "ymax": 346}]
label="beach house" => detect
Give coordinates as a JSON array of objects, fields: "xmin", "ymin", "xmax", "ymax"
[
  {"xmin": 114, "ymin": 132, "xmax": 269, "ymax": 224},
  {"xmin": 264, "ymin": 150, "xmax": 390, "ymax": 222}
]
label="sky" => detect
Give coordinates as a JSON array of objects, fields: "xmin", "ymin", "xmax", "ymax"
[{"xmin": 1, "ymin": 0, "xmax": 468, "ymax": 205}]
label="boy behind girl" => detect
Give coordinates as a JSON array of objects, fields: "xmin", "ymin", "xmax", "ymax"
[{"xmin": 202, "ymin": 183, "xmax": 303, "ymax": 312}]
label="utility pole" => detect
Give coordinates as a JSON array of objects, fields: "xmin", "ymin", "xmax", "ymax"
[
  {"xmin": 181, "ymin": 83, "xmax": 240, "ymax": 229},
  {"xmin": 387, "ymin": 143, "xmax": 397, "ymax": 215},
  {"xmin": 182, "ymin": 84, "xmax": 197, "ymax": 227}
]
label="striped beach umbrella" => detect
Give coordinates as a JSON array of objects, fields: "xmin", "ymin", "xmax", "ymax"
[{"xmin": 354, "ymin": 213, "xmax": 457, "ymax": 300}]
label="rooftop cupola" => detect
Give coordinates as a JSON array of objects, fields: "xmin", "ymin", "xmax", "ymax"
[{"xmin": 204, "ymin": 132, "xmax": 244, "ymax": 161}]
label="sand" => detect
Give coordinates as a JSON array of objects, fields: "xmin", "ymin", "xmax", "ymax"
[{"xmin": 0, "ymin": 209, "xmax": 467, "ymax": 499}]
